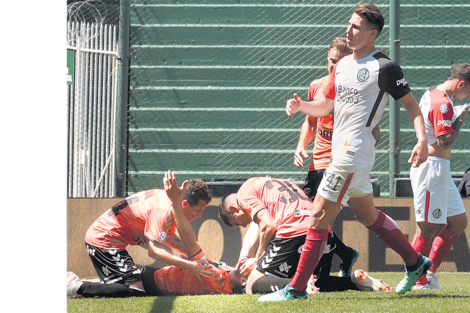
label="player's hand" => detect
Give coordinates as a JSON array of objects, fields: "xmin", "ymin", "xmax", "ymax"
[
  {"xmin": 408, "ymin": 140, "xmax": 429, "ymax": 167},
  {"xmin": 238, "ymin": 258, "xmax": 257, "ymax": 276},
  {"xmin": 286, "ymin": 94, "xmax": 302, "ymax": 118},
  {"xmin": 190, "ymin": 259, "xmax": 214, "ymax": 281},
  {"xmin": 294, "ymin": 146, "xmax": 309, "ymax": 167},
  {"xmin": 163, "ymin": 170, "xmax": 184, "ymax": 202}
]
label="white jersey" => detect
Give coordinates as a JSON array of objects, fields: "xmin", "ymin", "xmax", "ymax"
[{"xmin": 323, "ymin": 51, "xmax": 411, "ymax": 171}]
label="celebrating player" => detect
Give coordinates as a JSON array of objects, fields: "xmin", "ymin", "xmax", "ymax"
[
  {"xmin": 259, "ymin": 2, "xmax": 431, "ymax": 301},
  {"xmin": 67, "ymin": 175, "xmax": 213, "ymax": 299},
  {"xmin": 410, "ymin": 63, "xmax": 470, "ymax": 290}
]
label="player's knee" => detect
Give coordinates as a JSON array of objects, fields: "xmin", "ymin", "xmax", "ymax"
[{"xmin": 448, "ymin": 213, "xmax": 467, "ymax": 235}]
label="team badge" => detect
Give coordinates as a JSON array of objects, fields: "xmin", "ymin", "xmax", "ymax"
[
  {"xmin": 440, "ymin": 104, "xmax": 449, "ymax": 114},
  {"xmin": 432, "ymin": 208, "xmax": 442, "ymax": 219},
  {"xmin": 159, "ymin": 232, "xmax": 167, "ymax": 242},
  {"xmin": 357, "ymin": 68, "xmax": 370, "ymax": 82}
]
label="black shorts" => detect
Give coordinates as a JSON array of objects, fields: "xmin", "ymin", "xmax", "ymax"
[
  {"xmin": 302, "ymin": 169, "xmax": 326, "ymax": 201},
  {"xmin": 255, "ymin": 235, "xmax": 306, "ymax": 279},
  {"xmin": 85, "ymin": 243, "xmax": 142, "ymax": 287}
]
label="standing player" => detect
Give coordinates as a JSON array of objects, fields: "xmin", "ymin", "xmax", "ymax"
[
  {"xmin": 260, "ymin": 2, "xmax": 431, "ymax": 301},
  {"xmin": 294, "ymin": 37, "xmax": 381, "ymax": 277},
  {"xmin": 67, "ymin": 178, "xmax": 213, "ymax": 299},
  {"xmin": 410, "ymin": 63, "xmax": 470, "ymax": 290}
]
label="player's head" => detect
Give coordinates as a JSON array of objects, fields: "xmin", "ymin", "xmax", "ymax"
[
  {"xmin": 228, "ymin": 268, "xmax": 248, "ymax": 294},
  {"xmin": 218, "ymin": 193, "xmax": 252, "ymax": 227},
  {"xmin": 446, "ymin": 63, "xmax": 470, "ymax": 102},
  {"xmin": 181, "ymin": 179, "xmax": 212, "ymax": 221},
  {"xmin": 347, "ymin": 2, "xmax": 384, "ymax": 49},
  {"xmin": 327, "ymin": 37, "xmax": 352, "ymax": 74}
]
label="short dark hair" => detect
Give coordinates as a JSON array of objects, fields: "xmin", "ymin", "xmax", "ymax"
[
  {"xmin": 330, "ymin": 37, "xmax": 352, "ymax": 55},
  {"xmin": 447, "ymin": 63, "xmax": 470, "ymax": 85},
  {"xmin": 218, "ymin": 193, "xmax": 235, "ymax": 227},
  {"xmin": 354, "ymin": 2, "xmax": 384, "ymax": 37},
  {"xmin": 181, "ymin": 179, "xmax": 212, "ymax": 206}
]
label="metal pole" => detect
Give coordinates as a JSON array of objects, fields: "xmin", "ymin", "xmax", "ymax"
[
  {"xmin": 114, "ymin": 0, "xmax": 130, "ymax": 197},
  {"xmin": 389, "ymin": 0, "xmax": 401, "ymax": 197}
]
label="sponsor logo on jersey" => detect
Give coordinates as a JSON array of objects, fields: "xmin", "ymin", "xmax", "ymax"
[
  {"xmin": 396, "ymin": 77, "xmax": 408, "ymax": 86},
  {"xmin": 336, "ymin": 85, "xmax": 359, "ymax": 104},
  {"xmin": 279, "ymin": 262, "xmax": 292, "ymax": 273},
  {"xmin": 357, "ymin": 68, "xmax": 370, "ymax": 82},
  {"xmin": 346, "ymin": 151, "xmax": 355, "ymax": 156},
  {"xmin": 294, "ymin": 209, "xmax": 310, "ymax": 217},
  {"xmin": 440, "ymin": 104, "xmax": 449, "ymax": 114},
  {"xmin": 437, "ymin": 120, "xmax": 452, "ymax": 127}
]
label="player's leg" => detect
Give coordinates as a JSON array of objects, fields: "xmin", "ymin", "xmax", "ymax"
[
  {"xmin": 69, "ymin": 244, "xmax": 146, "ymax": 298},
  {"xmin": 304, "ymin": 169, "xmax": 359, "ymax": 277},
  {"xmin": 411, "ymin": 223, "xmax": 439, "ymax": 288},
  {"xmin": 348, "ymin": 193, "xmax": 431, "ymax": 294}
]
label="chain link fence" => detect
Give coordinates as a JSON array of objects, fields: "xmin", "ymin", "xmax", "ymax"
[{"xmin": 67, "ymin": 0, "xmax": 470, "ymax": 197}]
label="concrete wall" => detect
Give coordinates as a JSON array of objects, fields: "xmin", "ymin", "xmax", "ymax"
[{"xmin": 68, "ymin": 197, "xmax": 470, "ymax": 278}]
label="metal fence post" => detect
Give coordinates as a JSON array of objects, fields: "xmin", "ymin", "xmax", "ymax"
[
  {"xmin": 114, "ymin": 0, "xmax": 130, "ymax": 197},
  {"xmin": 389, "ymin": 0, "xmax": 401, "ymax": 197}
]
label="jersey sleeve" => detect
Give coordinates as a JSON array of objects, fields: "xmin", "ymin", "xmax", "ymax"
[
  {"xmin": 308, "ymin": 76, "xmax": 327, "ymax": 101},
  {"xmin": 377, "ymin": 56, "xmax": 411, "ymax": 100},
  {"xmin": 429, "ymin": 101, "xmax": 455, "ymax": 137},
  {"xmin": 323, "ymin": 72, "xmax": 336, "ymax": 100},
  {"xmin": 237, "ymin": 178, "xmax": 266, "ymax": 219}
]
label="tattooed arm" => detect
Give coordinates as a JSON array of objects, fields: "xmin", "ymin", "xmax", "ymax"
[{"xmin": 436, "ymin": 108, "xmax": 468, "ymax": 150}]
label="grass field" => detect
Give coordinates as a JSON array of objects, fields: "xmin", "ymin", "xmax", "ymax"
[{"xmin": 67, "ymin": 272, "xmax": 470, "ymax": 313}]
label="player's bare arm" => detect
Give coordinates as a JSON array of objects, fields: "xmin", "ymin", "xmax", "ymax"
[
  {"xmin": 286, "ymin": 93, "xmax": 334, "ymax": 118},
  {"xmin": 163, "ymin": 171, "xmax": 213, "ymax": 279},
  {"xmin": 252, "ymin": 209, "xmax": 277, "ymax": 261},
  {"xmin": 294, "ymin": 116, "xmax": 317, "ymax": 167},
  {"xmin": 372, "ymin": 124, "xmax": 381, "ymax": 146},
  {"xmin": 237, "ymin": 222, "xmax": 260, "ymax": 276},
  {"xmin": 399, "ymin": 92, "xmax": 429, "ymax": 167},
  {"xmin": 435, "ymin": 108, "xmax": 469, "ymax": 150}
]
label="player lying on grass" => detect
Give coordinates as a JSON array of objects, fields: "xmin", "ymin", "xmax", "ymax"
[{"xmin": 67, "ymin": 173, "xmax": 214, "ymax": 299}]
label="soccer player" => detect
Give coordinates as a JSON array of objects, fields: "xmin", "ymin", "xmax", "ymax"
[
  {"xmin": 410, "ymin": 63, "xmax": 470, "ymax": 290},
  {"xmin": 218, "ymin": 176, "xmax": 337, "ymax": 294},
  {"xmin": 67, "ymin": 176, "xmax": 213, "ymax": 299},
  {"xmin": 259, "ymin": 2, "xmax": 431, "ymax": 301},
  {"xmin": 294, "ymin": 36, "xmax": 381, "ymax": 277}
]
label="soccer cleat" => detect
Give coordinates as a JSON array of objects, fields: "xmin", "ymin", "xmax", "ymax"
[
  {"xmin": 257, "ymin": 284, "xmax": 307, "ymax": 302},
  {"xmin": 395, "ymin": 254, "xmax": 432, "ymax": 294},
  {"xmin": 412, "ymin": 283, "xmax": 432, "ymax": 290},
  {"xmin": 426, "ymin": 271, "xmax": 441, "ymax": 290},
  {"xmin": 338, "ymin": 248, "xmax": 360, "ymax": 277},
  {"xmin": 67, "ymin": 272, "xmax": 83, "ymax": 299},
  {"xmin": 351, "ymin": 270, "xmax": 391, "ymax": 292}
]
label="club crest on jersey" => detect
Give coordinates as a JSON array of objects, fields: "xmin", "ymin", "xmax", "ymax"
[
  {"xmin": 357, "ymin": 68, "xmax": 370, "ymax": 82},
  {"xmin": 440, "ymin": 104, "xmax": 449, "ymax": 114},
  {"xmin": 159, "ymin": 232, "xmax": 167, "ymax": 242}
]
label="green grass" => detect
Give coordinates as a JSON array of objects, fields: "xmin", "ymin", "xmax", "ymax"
[{"xmin": 67, "ymin": 273, "xmax": 470, "ymax": 313}]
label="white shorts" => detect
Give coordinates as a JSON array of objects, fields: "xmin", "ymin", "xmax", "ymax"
[
  {"xmin": 317, "ymin": 164, "xmax": 373, "ymax": 205},
  {"xmin": 410, "ymin": 156, "xmax": 466, "ymax": 224}
]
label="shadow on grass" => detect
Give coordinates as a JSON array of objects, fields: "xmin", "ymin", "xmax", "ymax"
[{"xmin": 148, "ymin": 296, "xmax": 176, "ymax": 313}]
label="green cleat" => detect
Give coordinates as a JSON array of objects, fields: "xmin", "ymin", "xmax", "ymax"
[
  {"xmin": 258, "ymin": 284, "xmax": 307, "ymax": 302},
  {"xmin": 395, "ymin": 254, "xmax": 432, "ymax": 294}
]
